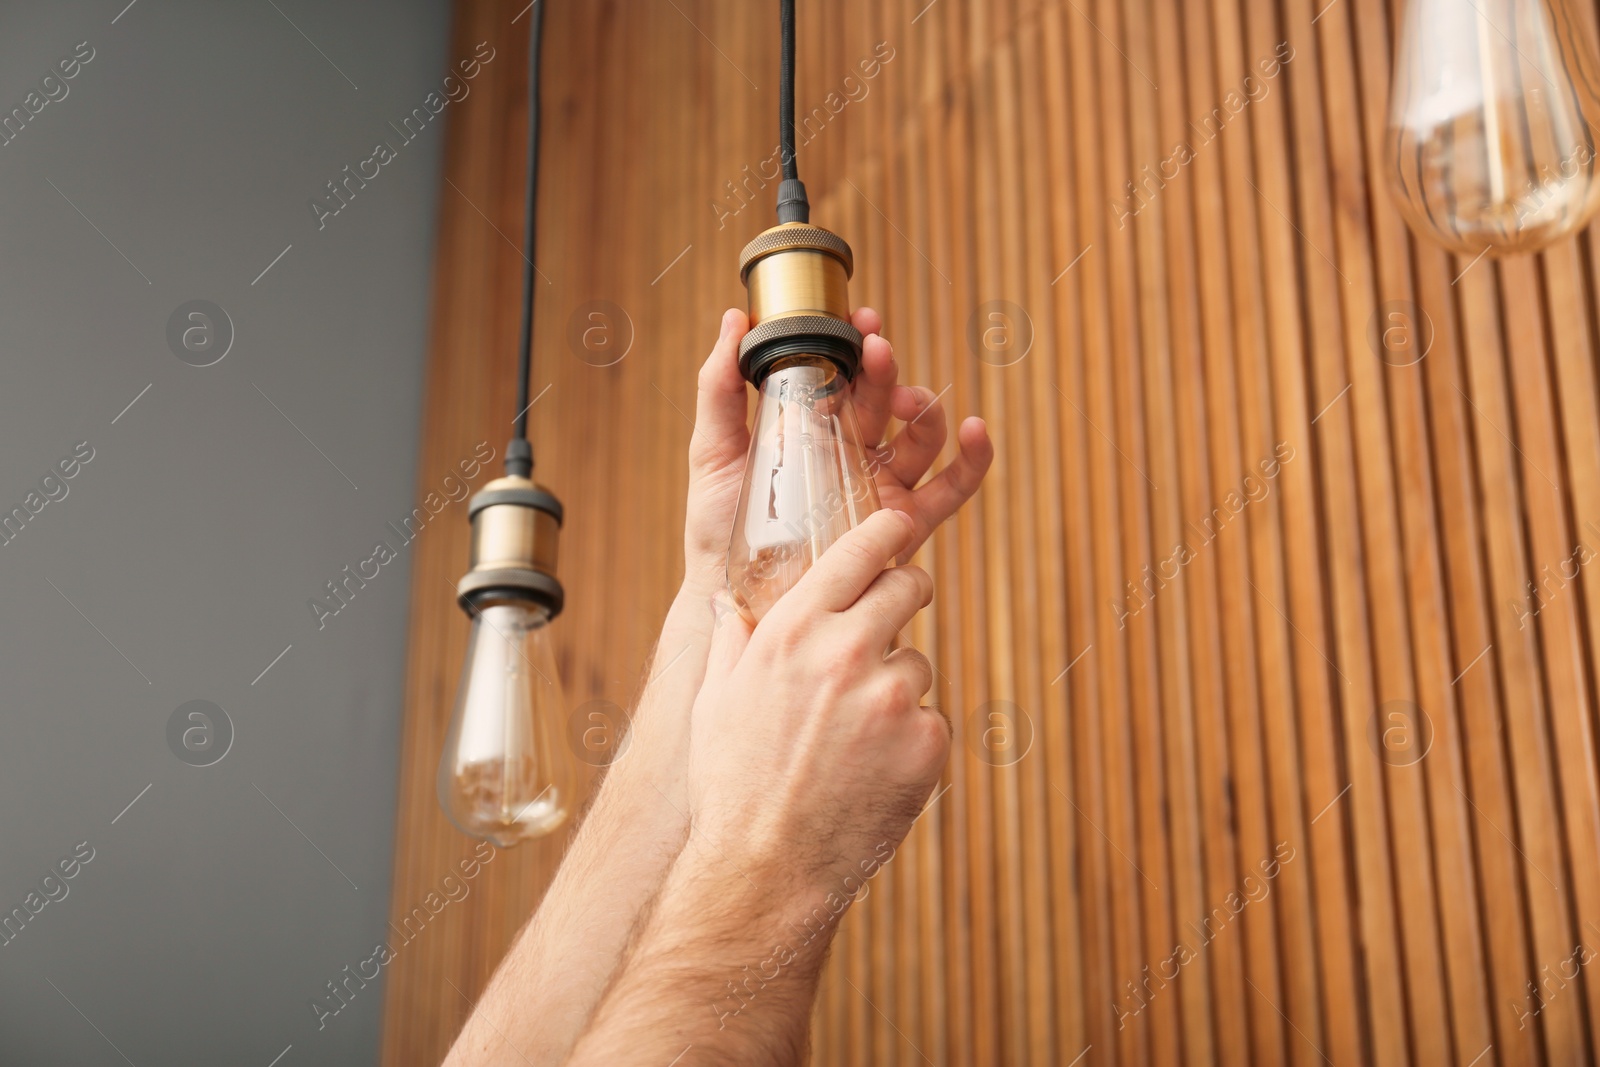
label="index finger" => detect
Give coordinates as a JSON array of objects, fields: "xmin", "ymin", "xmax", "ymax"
[{"xmin": 787, "ymin": 509, "xmax": 916, "ymax": 614}]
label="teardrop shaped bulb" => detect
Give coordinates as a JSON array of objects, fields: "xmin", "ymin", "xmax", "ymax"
[
  {"xmin": 1386, "ymin": 0, "xmax": 1600, "ymax": 255},
  {"xmin": 437, "ymin": 602, "xmax": 575, "ymax": 846},
  {"xmin": 727, "ymin": 355, "xmax": 882, "ymax": 621}
]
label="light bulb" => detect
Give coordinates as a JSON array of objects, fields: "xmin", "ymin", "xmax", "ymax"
[
  {"xmin": 437, "ymin": 601, "xmax": 574, "ymax": 846},
  {"xmin": 443, "ymin": 466, "xmax": 573, "ymax": 847},
  {"xmin": 1386, "ymin": 0, "xmax": 1600, "ymax": 255},
  {"xmin": 727, "ymin": 355, "xmax": 881, "ymax": 621}
]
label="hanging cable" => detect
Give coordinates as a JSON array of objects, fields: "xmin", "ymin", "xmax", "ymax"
[
  {"xmin": 775, "ymin": 0, "xmax": 809, "ymax": 223},
  {"xmin": 508, "ymin": 0, "xmax": 546, "ymax": 476},
  {"xmin": 778, "ymin": 0, "xmax": 797, "ymax": 180}
]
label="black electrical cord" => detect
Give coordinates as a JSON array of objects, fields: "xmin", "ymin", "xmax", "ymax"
[
  {"xmin": 507, "ymin": 0, "xmax": 546, "ymax": 477},
  {"xmin": 775, "ymin": 0, "xmax": 810, "ymax": 223},
  {"xmin": 779, "ymin": 0, "xmax": 798, "ymax": 180}
]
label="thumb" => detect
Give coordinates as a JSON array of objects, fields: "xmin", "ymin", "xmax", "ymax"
[{"xmin": 690, "ymin": 309, "xmax": 751, "ymax": 475}]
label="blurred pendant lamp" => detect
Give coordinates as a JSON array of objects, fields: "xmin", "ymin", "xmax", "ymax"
[
  {"xmin": 726, "ymin": 0, "xmax": 882, "ymax": 621},
  {"xmin": 1386, "ymin": 0, "xmax": 1600, "ymax": 255},
  {"xmin": 437, "ymin": 0, "xmax": 576, "ymax": 847}
]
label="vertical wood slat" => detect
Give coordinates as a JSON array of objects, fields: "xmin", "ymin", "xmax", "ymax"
[
  {"xmin": 1164, "ymin": 0, "xmax": 1261, "ymax": 1057},
  {"xmin": 1342, "ymin": 2, "xmax": 1499, "ymax": 1063},
  {"xmin": 1314, "ymin": 4, "xmax": 1459, "ymax": 1061},
  {"xmin": 1111, "ymin": 0, "xmax": 1195, "ymax": 1062},
  {"xmin": 381, "ymin": 0, "xmax": 1600, "ymax": 1063},
  {"xmin": 1140, "ymin": 7, "xmax": 1223, "ymax": 1066},
  {"xmin": 1179, "ymin": 19, "xmax": 1298, "ymax": 1065},
  {"xmin": 1236, "ymin": 0, "xmax": 1374, "ymax": 1060},
  {"xmin": 1034, "ymin": 13, "xmax": 1094, "ymax": 1067},
  {"xmin": 1204, "ymin": 1, "xmax": 1329, "ymax": 1062},
  {"xmin": 1276, "ymin": 1, "xmax": 1412, "ymax": 1063}
]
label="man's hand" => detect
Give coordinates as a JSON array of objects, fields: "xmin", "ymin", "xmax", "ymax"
[
  {"xmin": 688, "ymin": 509, "xmax": 946, "ymax": 888},
  {"xmin": 567, "ymin": 511, "xmax": 948, "ymax": 1066},
  {"xmin": 684, "ymin": 307, "xmax": 993, "ymax": 591}
]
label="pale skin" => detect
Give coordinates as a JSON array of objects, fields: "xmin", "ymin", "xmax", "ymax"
[{"xmin": 443, "ymin": 307, "xmax": 993, "ymax": 1066}]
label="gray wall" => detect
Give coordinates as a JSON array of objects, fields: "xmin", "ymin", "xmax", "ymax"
[{"xmin": 0, "ymin": 1, "xmax": 453, "ymax": 1063}]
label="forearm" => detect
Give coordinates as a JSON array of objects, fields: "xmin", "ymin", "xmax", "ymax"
[
  {"xmin": 444, "ymin": 584, "xmax": 719, "ymax": 1066},
  {"xmin": 567, "ymin": 854, "xmax": 831, "ymax": 1066}
]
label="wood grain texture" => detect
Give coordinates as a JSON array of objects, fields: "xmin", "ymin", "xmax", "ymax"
[{"xmin": 381, "ymin": 0, "xmax": 1600, "ymax": 1063}]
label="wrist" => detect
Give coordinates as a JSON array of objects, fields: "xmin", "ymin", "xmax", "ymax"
[
  {"xmin": 664, "ymin": 833, "xmax": 885, "ymax": 962},
  {"xmin": 644, "ymin": 848, "xmax": 834, "ymax": 1005},
  {"xmin": 568, "ymin": 845, "xmax": 834, "ymax": 1065}
]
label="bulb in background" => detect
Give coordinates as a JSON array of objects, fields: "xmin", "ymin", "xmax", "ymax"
[
  {"xmin": 437, "ymin": 601, "xmax": 573, "ymax": 846},
  {"xmin": 1386, "ymin": 0, "xmax": 1600, "ymax": 256},
  {"xmin": 727, "ymin": 355, "xmax": 881, "ymax": 621}
]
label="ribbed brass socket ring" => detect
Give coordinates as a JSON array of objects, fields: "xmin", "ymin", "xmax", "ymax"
[
  {"xmin": 738, "ymin": 223, "xmax": 855, "ymax": 282},
  {"xmin": 457, "ymin": 475, "xmax": 565, "ymax": 617}
]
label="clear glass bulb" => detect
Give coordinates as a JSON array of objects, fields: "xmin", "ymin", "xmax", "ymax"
[
  {"xmin": 727, "ymin": 355, "xmax": 881, "ymax": 621},
  {"xmin": 1386, "ymin": 0, "xmax": 1600, "ymax": 255},
  {"xmin": 437, "ymin": 602, "xmax": 575, "ymax": 846}
]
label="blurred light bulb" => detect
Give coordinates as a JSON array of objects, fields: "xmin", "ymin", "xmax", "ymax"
[
  {"xmin": 727, "ymin": 355, "xmax": 881, "ymax": 621},
  {"xmin": 1386, "ymin": 0, "xmax": 1600, "ymax": 255},
  {"xmin": 437, "ymin": 601, "xmax": 574, "ymax": 846}
]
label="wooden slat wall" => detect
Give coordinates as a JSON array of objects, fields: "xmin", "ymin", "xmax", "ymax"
[{"xmin": 380, "ymin": 0, "xmax": 1600, "ymax": 1063}]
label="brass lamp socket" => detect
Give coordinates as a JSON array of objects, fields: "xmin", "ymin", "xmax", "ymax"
[
  {"xmin": 738, "ymin": 222, "xmax": 863, "ymax": 385},
  {"xmin": 456, "ymin": 475, "xmax": 565, "ymax": 619}
]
